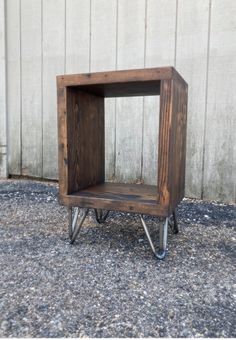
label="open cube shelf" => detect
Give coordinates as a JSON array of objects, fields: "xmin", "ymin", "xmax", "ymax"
[
  {"xmin": 57, "ymin": 67, "xmax": 187, "ymax": 259},
  {"xmin": 57, "ymin": 67, "xmax": 187, "ymax": 217}
]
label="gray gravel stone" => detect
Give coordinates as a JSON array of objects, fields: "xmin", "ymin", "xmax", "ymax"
[{"xmin": 0, "ymin": 179, "xmax": 235, "ymax": 337}]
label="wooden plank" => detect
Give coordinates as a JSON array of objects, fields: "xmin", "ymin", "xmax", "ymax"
[
  {"xmin": 157, "ymin": 79, "xmax": 173, "ymax": 206},
  {"xmin": 21, "ymin": 0, "xmax": 42, "ymax": 177},
  {"xmin": 58, "ymin": 67, "xmax": 173, "ymax": 87},
  {"xmin": 77, "ymin": 182, "xmax": 158, "ymax": 201},
  {"xmin": 59, "ymin": 183, "xmax": 168, "ymax": 217},
  {"xmin": 90, "ymin": 0, "xmax": 117, "ymax": 72},
  {"xmin": 143, "ymin": 0, "xmax": 176, "ymax": 185},
  {"xmin": 0, "ymin": 0, "xmax": 7, "ymax": 177},
  {"xmin": 176, "ymin": 0, "xmax": 209, "ymax": 198},
  {"xmin": 145, "ymin": 0, "xmax": 176, "ymax": 66},
  {"xmin": 116, "ymin": 0, "xmax": 149, "ymax": 183},
  {"xmin": 169, "ymin": 78, "xmax": 188, "ymax": 209},
  {"xmin": 90, "ymin": 0, "xmax": 117, "ymax": 181},
  {"xmin": 57, "ymin": 84, "xmax": 68, "ymax": 195},
  {"xmin": 157, "ymin": 78, "xmax": 188, "ymax": 209},
  {"xmin": 66, "ymin": 89, "xmax": 104, "ymax": 193},
  {"xmin": 42, "ymin": 0, "xmax": 65, "ymax": 179},
  {"xmin": 6, "ymin": 0, "xmax": 21, "ymax": 175},
  {"xmin": 203, "ymin": 0, "xmax": 236, "ymax": 202},
  {"xmin": 65, "ymin": 0, "xmax": 90, "ymax": 74},
  {"xmin": 57, "ymin": 81, "xmax": 161, "ymax": 98}
]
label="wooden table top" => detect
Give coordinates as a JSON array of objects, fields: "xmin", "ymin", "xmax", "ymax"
[{"xmin": 57, "ymin": 67, "xmax": 187, "ymax": 97}]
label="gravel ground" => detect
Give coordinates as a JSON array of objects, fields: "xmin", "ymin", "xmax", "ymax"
[{"xmin": 0, "ymin": 179, "xmax": 235, "ymax": 338}]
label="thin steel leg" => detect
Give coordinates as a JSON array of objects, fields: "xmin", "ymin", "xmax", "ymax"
[
  {"xmin": 68, "ymin": 207, "xmax": 73, "ymax": 239},
  {"xmin": 94, "ymin": 209, "xmax": 110, "ymax": 224},
  {"xmin": 70, "ymin": 208, "xmax": 89, "ymax": 244},
  {"xmin": 68, "ymin": 207, "xmax": 79, "ymax": 240},
  {"xmin": 168, "ymin": 210, "xmax": 179, "ymax": 234},
  {"xmin": 140, "ymin": 215, "xmax": 168, "ymax": 260},
  {"xmin": 158, "ymin": 218, "xmax": 168, "ymax": 258}
]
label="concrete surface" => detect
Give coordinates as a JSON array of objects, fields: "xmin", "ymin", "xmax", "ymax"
[{"xmin": 0, "ymin": 179, "xmax": 235, "ymax": 337}]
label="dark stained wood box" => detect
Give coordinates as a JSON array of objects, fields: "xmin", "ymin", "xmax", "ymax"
[{"xmin": 57, "ymin": 67, "xmax": 188, "ymax": 217}]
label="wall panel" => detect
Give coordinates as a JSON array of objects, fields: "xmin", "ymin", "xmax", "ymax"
[
  {"xmin": 65, "ymin": 0, "xmax": 90, "ymax": 74},
  {"xmin": 143, "ymin": 0, "xmax": 176, "ymax": 185},
  {"xmin": 176, "ymin": 0, "xmax": 210, "ymax": 198},
  {"xmin": 116, "ymin": 0, "xmax": 146, "ymax": 183},
  {"xmin": 90, "ymin": 0, "xmax": 117, "ymax": 181},
  {"xmin": 203, "ymin": 0, "xmax": 236, "ymax": 202},
  {"xmin": 6, "ymin": 0, "xmax": 21, "ymax": 175},
  {"xmin": 3, "ymin": 0, "xmax": 236, "ymax": 202},
  {"xmin": 0, "ymin": 0, "xmax": 7, "ymax": 177},
  {"xmin": 21, "ymin": 0, "xmax": 42, "ymax": 176},
  {"xmin": 42, "ymin": 0, "xmax": 65, "ymax": 178}
]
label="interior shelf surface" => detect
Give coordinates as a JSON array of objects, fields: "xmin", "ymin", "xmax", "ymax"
[{"xmin": 72, "ymin": 182, "xmax": 158, "ymax": 203}]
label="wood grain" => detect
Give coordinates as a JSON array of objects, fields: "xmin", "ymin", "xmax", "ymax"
[
  {"xmin": 57, "ymin": 67, "xmax": 175, "ymax": 87},
  {"xmin": 169, "ymin": 78, "xmax": 188, "ymax": 209},
  {"xmin": 57, "ymin": 85, "xmax": 68, "ymax": 195},
  {"xmin": 157, "ymin": 77, "xmax": 188, "ymax": 210},
  {"xmin": 57, "ymin": 67, "xmax": 188, "ymax": 216},
  {"xmin": 157, "ymin": 79, "xmax": 173, "ymax": 206},
  {"xmin": 66, "ymin": 88, "xmax": 104, "ymax": 194},
  {"xmin": 59, "ymin": 182, "xmax": 168, "ymax": 217}
]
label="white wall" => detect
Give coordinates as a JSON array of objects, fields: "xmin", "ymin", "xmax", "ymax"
[
  {"xmin": 2, "ymin": 0, "xmax": 236, "ymax": 203},
  {"xmin": 0, "ymin": 0, "xmax": 7, "ymax": 178}
]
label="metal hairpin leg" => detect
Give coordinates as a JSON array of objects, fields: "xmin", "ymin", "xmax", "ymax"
[
  {"xmin": 140, "ymin": 215, "xmax": 169, "ymax": 260},
  {"xmin": 68, "ymin": 207, "xmax": 178, "ymax": 259},
  {"xmin": 94, "ymin": 209, "xmax": 110, "ymax": 224},
  {"xmin": 68, "ymin": 207, "xmax": 89, "ymax": 244},
  {"xmin": 140, "ymin": 210, "xmax": 179, "ymax": 260}
]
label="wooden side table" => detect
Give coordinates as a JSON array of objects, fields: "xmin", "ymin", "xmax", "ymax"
[{"xmin": 57, "ymin": 67, "xmax": 188, "ymax": 259}]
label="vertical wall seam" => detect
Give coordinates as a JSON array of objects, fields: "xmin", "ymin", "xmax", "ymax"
[
  {"xmin": 201, "ymin": 0, "xmax": 212, "ymax": 200},
  {"xmin": 4, "ymin": 0, "xmax": 9, "ymax": 176},
  {"xmin": 115, "ymin": 0, "xmax": 118, "ymax": 71},
  {"xmin": 141, "ymin": 0, "xmax": 147, "ymax": 181},
  {"xmin": 41, "ymin": 0, "xmax": 43, "ymax": 177},
  {"xmin": 89, "ymin": 0, "xmax": 92, "ymax": 72},
  {"xmin": 113, "ymin": 0, "xmax": 119, "ymax": 179},
  {"xmin": 19, "ymin": 0, "xmax": 22, "ymax": 174},
  {"xmin": 64, "ymin": 0, "xmax": 67, "ymax": 73},
  {"xmin": 174, "ymin": 0, "xmax": 178, "ymax": 66}
]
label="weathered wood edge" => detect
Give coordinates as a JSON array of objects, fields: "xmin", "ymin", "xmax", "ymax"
[
  {"xmin": 57, "ymin": 78, "xmax": 68, "ymax": 196},
  {"xmin": 56, "ymin": 67, "xmax": 174, "ymax": 87},
  {"xmin": 57, "ymin": 67, "xmax": 188, "ymax": 216},
  {"xmin": 58, "ymin": 193, "xmax": 169, "ymax": 217},
  {"xmin": 157, "ymin": 76, "xmax": 188, "ymax": 212}
]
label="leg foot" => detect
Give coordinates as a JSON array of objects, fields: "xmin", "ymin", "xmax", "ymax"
[
  {"xmin": 154, "ymin": 249, "xmax": 166, "ymax": 260},
  {"xmin": 94, "ymin": 209, "xmax": 110, "ymax": 224}
]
